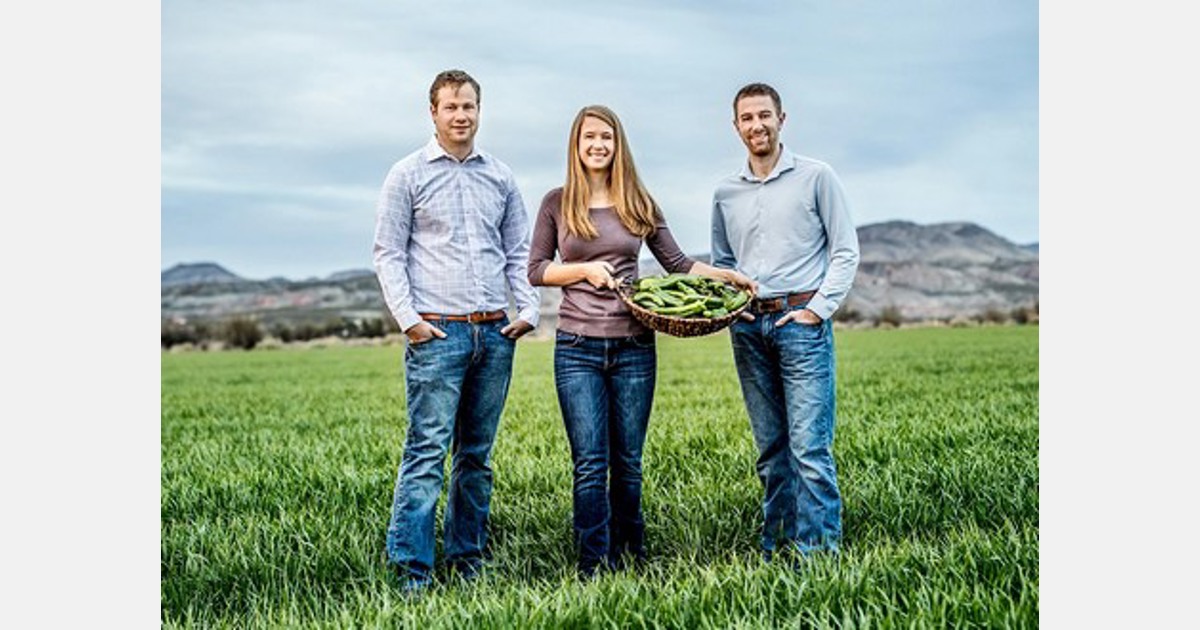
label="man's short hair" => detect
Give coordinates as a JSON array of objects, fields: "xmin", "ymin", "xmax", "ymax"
[
  {"xmin": 733, "ymin": 82, "xmax": 782, "ymax": 116},
  {"xmin": 430, "ymin": 69, "xmax": 481, "ymax": 107}
]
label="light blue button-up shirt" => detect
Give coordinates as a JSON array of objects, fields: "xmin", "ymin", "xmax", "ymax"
[
  {"xmin": 373, "ymin": 136, "xmax": 541, "ymax": 332},
  {"xmin": 710, "ymin": 146, "xmax": 860, "ymax": 321}
]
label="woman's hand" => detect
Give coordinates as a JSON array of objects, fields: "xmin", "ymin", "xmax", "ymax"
[
  {"xmin": 581, "ymin": 261, "xmax": 617, "ymax": 290},
  {"xmin": 692, "ymin": 262, "xmax": 758, "ymax": 294},
  {"xmin": 719, "ymin": 268, "xmax": 757, "ymax": 294}
]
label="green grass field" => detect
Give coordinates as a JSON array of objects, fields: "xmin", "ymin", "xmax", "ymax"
[{"xmin": 161, "ymin": 325, "xmax": 1038, "ymax": 628}]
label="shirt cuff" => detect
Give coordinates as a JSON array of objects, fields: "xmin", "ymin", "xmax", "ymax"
[
  {"xmin": 396, "ymin": 308, "xmax": 423, "ymax": 332},
  {"xmin": 517, "ymin": 305, "xmax": 540, "ymax": 329},
  {"xmin": 805, "ymin": 295, "xmax": 835, "ymax": 321}
]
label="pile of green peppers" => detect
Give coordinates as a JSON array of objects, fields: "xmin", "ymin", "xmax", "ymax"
[{"xmin": 628, "ymin": 273, "xmax": 750, "ymax": 319}]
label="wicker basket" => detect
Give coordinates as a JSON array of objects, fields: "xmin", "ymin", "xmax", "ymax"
[{"xmin": 617, "ymin": 284, "xmax": 753, "ymax": 338}]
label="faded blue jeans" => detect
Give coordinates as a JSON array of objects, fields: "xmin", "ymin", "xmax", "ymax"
[
  {"xmin": 384, "ymin": 318, "xmax": 516, "ymax": 581},
  {"xmin": 730, "ymin": 307, "xmax": 842, "ymax": 556},
  {"xmin": 554, "ymin": 330, "xmax": 657, "ymax": 576}
]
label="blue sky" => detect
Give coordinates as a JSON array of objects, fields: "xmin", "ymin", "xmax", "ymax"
[{"xmin": 161, "ymin": 0, "xmax": 1038, "ymax": 280}]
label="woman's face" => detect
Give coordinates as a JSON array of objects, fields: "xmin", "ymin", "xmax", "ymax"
[{"xmin": 577, "ymin": 115, "xmax": 615, "ymax": 175}]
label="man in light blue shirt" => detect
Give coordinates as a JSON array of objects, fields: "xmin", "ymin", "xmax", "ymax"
[
  {"xmin": 711, "ymin": 82, "xmax": 859, "ymax": 563},
  {"xmin": 373, "ymin": 69, "xmax": 539, "ymax": 594}
]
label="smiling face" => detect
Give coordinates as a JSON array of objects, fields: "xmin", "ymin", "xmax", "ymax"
[
  {"xmin": 430, "ymin": 82, "xmax": 480, "ymax": 156},
  {"xmin": 576, "ymin": 115, "xmax": 615, "ymax": 175},
  {"xmin": 734, "ymin": 94, "xmax": 785, "ymax": 157}
]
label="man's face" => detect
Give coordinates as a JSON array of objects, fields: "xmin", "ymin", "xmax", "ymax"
[
  {"xmin": 734, "ymin": 95, "xmax": 785, "ymax": 157},
  {"xmin": 431, "ymin": 83, "xmax": 479, "ymax": 148}
]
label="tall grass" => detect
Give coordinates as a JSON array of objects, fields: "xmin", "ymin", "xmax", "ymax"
[{"xmin": 162, "ymin": 326, "xmax": 1038, "ymax": 628}]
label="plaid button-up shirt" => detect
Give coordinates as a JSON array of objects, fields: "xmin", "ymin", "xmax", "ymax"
[{"xmin": 373, "ymin": 136, "xmax": 541, "ymax": 332}]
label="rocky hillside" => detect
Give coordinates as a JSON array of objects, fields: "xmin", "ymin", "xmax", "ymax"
[
  {"xmin": 845, "ymin": 221, "xmax": 1038, "ymax": 320},
  {"xmin": 161, "ymin": 220, "xmax": 1038, "ymax": 330},
  {"xmin": 161, "ymin": 267, "xmax": 386, "ymax": 328}
]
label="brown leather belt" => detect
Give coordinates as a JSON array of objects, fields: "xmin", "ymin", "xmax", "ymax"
[
  {"xmin": 419, "ymin": 310, "xmax": 506, "ymax": 323},
  {"xmin": 750, "ymin": 290, "xmax": 817, "ymax": 314}
]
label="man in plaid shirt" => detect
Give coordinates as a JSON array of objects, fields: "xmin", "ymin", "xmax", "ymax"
[{"xmin": 373, "ymin": 69, "xmax": 540, "ymax": 595}]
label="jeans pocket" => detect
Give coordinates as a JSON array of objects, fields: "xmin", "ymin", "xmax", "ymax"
[
  {"xmin": 780, "ymin": 318, "xmax": 826, "ymax": 345},
  {"xmin": 404, "ymin": 335, "xmax": 439, "ymax": 360},
  {"xmin": 556, "ymin": 331, "xmax": 584, "ymax": 348},
  {"xmin": 628, "ymin": 332, "xmax": 656, "ymax": 349},
  {"xmin": 488, "ymin": 319, "xmax": 516, "ymax": 344},
  {"xmin": 409, "ymin": 335, "xmax": 440, "ymax": 349}
]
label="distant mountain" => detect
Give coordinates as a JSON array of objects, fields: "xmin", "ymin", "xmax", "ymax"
[
  {"xmin": 845, "ymin": 221, "xmax": 1038, "ymax": 320},
  {"xmin": 161, "ymin": 262, "xmax": 244, "ymax": 287},
  {"xmin": 161, "ymin": 264, "xmax": 377, "ymax": 287},
  {"xmin": 326, "ymin": 269, "xmax": 375, "ymax": 282},
  {"xmin": 857, "ymin": 221, "xmax": 1032, "ymax": 265},
  {"xmin": 161, "ymin": 220, "xmax": 1038, "ymax": 329},
  {"xmin": 160, "ymin": 265, "xmax": 384, "ymax": 327}
]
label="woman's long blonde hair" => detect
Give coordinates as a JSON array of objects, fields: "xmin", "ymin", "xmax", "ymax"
[{"xmin": 561, "ymin": 105, "xmax": 659, "ymax": 240}]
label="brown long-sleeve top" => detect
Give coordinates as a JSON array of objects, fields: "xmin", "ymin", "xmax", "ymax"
[{"xmin": 527, "ymin": 187, "xmax": 695, "ymax": 338}]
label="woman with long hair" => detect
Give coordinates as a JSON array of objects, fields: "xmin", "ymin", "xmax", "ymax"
[{"xmin": 527, "ymin": 104, "xmax": 753, "ymax": 577}]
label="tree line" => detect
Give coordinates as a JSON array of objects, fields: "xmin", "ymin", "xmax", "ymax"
[
  {"xmin": 161, "ymin": 314, "xmax": 402, "ymax": 350},
  {"xmin": 162, "ymin": 301, "xmax": 1037, "ymax": 352}
]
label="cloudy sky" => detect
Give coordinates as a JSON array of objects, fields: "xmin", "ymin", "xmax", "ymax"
[{"xmin": 162, "ymin": 0, "xmax": 1038, "ymax": 281}]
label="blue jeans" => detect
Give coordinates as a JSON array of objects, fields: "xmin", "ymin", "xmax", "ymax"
[
  {"xmin": 385, "ymin": 318, "xmax": 516, "ymax": 580},
  {"xmin": 730, "ymin": 307, "xmax": 842, "ymax": 555},
  {"xmin": 554, "ymin": 330, "xmax": 657, "ymax": 575}
]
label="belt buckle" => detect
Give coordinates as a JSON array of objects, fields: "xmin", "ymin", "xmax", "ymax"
[
  {"xmin": 468, "ymin": 310, "xmax": 498, "ymax": 324},
  {"xmin": 761, "ymin": 297, "xmax": 783, "ymax": 313}
]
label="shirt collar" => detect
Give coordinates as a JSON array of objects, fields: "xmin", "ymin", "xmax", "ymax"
[
  {"xmin": 738, "ymin": 144, "xmax": 796, "ymax": 183},
  {"xmin": 422, "ymin": 135, "xmax": 484, "ymax": 164}
]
